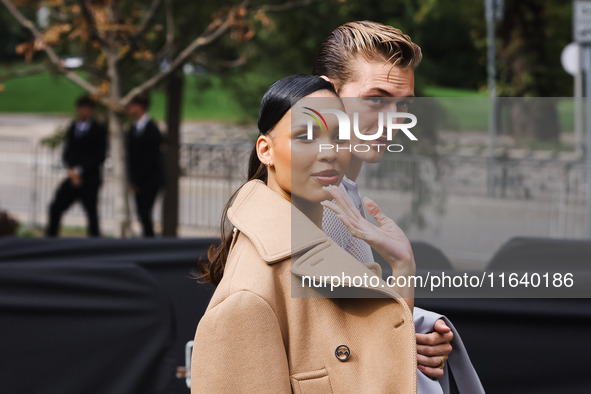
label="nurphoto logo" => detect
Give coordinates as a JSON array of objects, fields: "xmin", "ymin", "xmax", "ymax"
[{"xmin": 303, "ymin": 107, "xmax": 418, "ymax": 153}]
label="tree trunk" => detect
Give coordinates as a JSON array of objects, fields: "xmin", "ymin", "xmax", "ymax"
[
  {"xmin": 107, "ymin": 51, "xmax": 132, "ymax": 237},
  {"xmin": 162, "ymin": 71, "xmax": 184, "ymax": 236}
]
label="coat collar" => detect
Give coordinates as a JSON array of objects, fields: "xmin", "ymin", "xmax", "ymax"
[
  {"xmin": 227, "ymin": 180, "xmax": 409, "ymax": 304},
  {"xmin": 227, "ymin": 180, "xmax": 328, "ymax": 264}
]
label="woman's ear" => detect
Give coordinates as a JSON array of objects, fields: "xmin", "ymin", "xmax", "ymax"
[{"xmin": 256, "ymin": 135, "xmax": 273, "ymax": 167}]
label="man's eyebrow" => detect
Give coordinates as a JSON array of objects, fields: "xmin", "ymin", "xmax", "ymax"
[
  {"xmin": 361, "ymin": 88, "xmax": 393, "ymax": 97},
  {"xmin": 361, "ymin": 88, "xmax": 415, "ymax": 98}
]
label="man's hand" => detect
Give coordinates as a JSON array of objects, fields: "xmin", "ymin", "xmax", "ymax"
[
  {"xmin": 416, "ymin": 319, "xmax": 453, "ymax": 379},
  {"xmin": 68, "ymin": 168, "xmax": 82, "ymax": 187}
]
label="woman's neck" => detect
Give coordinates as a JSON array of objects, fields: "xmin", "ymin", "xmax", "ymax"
[{"xmin": 291, "ymin": 196, "xmax": 324, "ymax": 228}]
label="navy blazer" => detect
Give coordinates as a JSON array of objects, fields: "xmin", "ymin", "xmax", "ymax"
[
  {"xmin": 125, "ymin": 119, "xmax": 164, "ymax": 190},
  {"xmin": 62, "ymin": 119, "xmax": 108, "ymax": 183}
]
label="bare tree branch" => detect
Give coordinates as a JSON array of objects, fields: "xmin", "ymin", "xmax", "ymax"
[
  {"xmin": 134, "ymin": 0, "xmax": 162, "ymax": 40},
  {"xmin": 0, "ymin": 0, "xmax": 99, "ymax": 96},
  {"xmin": 76, "ymin": 0, "xmax": 109, "ymax": 49},
  {"xmin": 152, "ymin": 0, "xmax": 176, "ymax": 62},
  {"xmin": 164, "ymin": 0, "xmax": 175, "ymax": 52},
  {"xmin": 117, "ymin": 0, "xmax": 162, "ymax": 62},
  {"xmin": 121, "ymin": 1, "xmax": 248, "ymax": 105}
]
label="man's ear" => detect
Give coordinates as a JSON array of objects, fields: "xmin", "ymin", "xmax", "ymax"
[
  {"xmin": 256, "ymin": 135, "xmax": 272, "ymax": 166},
  {"xmin": 319, "ymin": 75, "xmax": 339, "ymax": 93}
]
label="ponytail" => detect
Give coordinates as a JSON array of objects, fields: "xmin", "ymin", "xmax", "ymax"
[
  {"xmin": 196, "ymin": 147, "xmax": 267, "ymax": 285},
  {"xmin": 196, "ymin": 74, "xmax": 336, "ymax": 285}
]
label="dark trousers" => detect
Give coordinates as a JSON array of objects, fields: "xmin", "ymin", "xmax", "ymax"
[
  {"xmin": 46, "ymin": 178, "xmax": 101, "ymax": 237},
  {"xmin": 134, "ymin": 186, "xmax": 159, "ymax": 237}
]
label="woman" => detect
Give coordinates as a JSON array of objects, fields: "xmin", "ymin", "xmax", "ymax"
[{"xmin": 191, "ymin": 75, "xmax": 417, "ymax": 393}]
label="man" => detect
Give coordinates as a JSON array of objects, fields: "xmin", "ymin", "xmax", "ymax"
[
  {"xmin": 46, "ymin": 96, "xmax": 107, "ymax": 237},
  {"xmin": 126, "ymin": 95, "xmax": 164, "ymax": 237},
  {"xmin": 314, "ymin": 21, "xmax": 484, "ymax": 393}
]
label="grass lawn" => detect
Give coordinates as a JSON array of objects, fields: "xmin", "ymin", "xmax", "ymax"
[
  {"xmin": 0, "ymin": 68, "xmax": 246, "ymax": 121},
  {"xmin": 422, "ymin": 86, "xmax": 576, "ymax": 133},
  {"xmin": 0, "ymin": 68, "xmax": 578, "ymax": 133}
]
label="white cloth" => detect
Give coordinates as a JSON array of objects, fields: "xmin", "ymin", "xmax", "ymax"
[
  {"xmin": 134, "ymin": 113, "xmax": 150, "ymax": 134},
  {"xmin": 322, "ymin": 176, "xmax": 374, "ymax": 263},
  {"xmin": 321, "ymin": 177, "xmax": 485, "ymax": 394},
  {"xmin": 75, "ymin": 120, "xmax": 91, "ymax": 137}
]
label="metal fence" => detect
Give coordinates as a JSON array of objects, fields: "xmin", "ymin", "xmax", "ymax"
[
  {"xmin": 0, "ymin": 136, "xmax": 251, "ymax": 233},
  {"xmin": 0, "ymin": 135, "xmax": 588, "ymax": 237}
]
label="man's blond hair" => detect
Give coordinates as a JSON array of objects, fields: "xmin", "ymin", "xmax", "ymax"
[{"xmin": 313, "ymin": 21, "xmax": 422, "ymax": 89}]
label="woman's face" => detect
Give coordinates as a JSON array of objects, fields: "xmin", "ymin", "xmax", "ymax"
[{"xmin": 262, "ymin": 90, "xmax": 350, "ymax": 203}]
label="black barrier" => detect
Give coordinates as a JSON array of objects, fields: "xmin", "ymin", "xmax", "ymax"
[
  {"xmin": 0, "ymin": 260, "xmax": 175, "ymax": 394},
  {"xmin": 415, "ymin": 297, "xmax": 591, "ymax": 394},
  {"xmin": 487, "ymin": 237, "xmax": 591, "ymax": 271},
  {"xmin": 1, "ymin": 237, "xmax": 590, "ymax": 393},
  {"xmin": 0, "ymin": 237, "xmax": 216, "ymax": 394}
]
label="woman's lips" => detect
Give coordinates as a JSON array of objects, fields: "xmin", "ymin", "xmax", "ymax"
[{"xmin": 311, "ymin": 170, "xmax": 340, "ymax": 186}]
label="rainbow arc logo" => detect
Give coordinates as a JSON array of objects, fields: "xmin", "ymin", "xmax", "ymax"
[{"xmin": 303, "ymin": 107, "xmax": 328, "ymax": 131}]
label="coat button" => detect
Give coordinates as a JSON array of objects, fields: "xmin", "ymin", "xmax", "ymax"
[{"xmin": 335, "ymin": 345, "xmax": 350, "ymax": 362}]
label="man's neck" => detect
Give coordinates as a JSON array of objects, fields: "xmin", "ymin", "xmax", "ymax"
[{"xmin": 344, "ymin": 155, "xmax": 363, "ymax": 182}]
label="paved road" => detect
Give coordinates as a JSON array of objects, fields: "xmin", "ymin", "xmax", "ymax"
[{"xmin": 1, "ymin": 114, "xmax": 587, "ymax": 270}]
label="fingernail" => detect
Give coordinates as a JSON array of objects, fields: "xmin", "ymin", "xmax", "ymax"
[{"xmin": 418, "ymin": 366, "xmax": 424, "ymax": 371}]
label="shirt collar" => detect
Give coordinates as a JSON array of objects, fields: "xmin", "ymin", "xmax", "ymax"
[
  {"xmin": 340, "ymin": 175, "xmax": 359, "ymax": 193},
  {"xmin": 135, "ymin": 113, "xmax": 150, "ymax": 131}
]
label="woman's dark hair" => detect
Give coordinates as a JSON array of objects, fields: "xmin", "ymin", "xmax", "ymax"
[{"xmin": 197, "ymin": 74, "xmax": 337, "ymax": 285}]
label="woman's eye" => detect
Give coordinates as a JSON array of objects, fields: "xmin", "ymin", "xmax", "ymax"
[
  {"xmin": 331, "ymin": 134, "xmax": 347, "ymax": 144},
  {"xmin": 295, "ymin": 133, "xmax": 312, "ymax": 141}
]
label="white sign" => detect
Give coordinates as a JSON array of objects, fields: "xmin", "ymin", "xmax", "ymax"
[
  {"xmin": 561, "ymin": 43, "xmax": 581, "ymax": 75},
  {"xmin": 574, "ymin": 1, "xmax": 591, "ymax": 43}
]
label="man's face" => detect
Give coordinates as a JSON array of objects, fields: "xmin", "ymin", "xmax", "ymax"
[
  {"xmin": 76, "ymin": 105, "xmax": 92, "ymax": 121},
  {"xmin": 337, "ymin": 60, "xmax": 415, "ymax": 163},
  {"xmin": 127, "ymin": 104, "xmax": 145, "ymax": 121}
]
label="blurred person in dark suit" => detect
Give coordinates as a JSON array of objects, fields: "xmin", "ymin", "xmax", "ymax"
[
  {"xmin": 126, "ymin": 95, "xmax": 164, "ymax": 237},
  {"xmin": 46, "ymin": 96, "xmax": 108, "ymax": 237}
]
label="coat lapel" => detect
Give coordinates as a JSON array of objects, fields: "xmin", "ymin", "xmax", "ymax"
[{"xmin": 228, "ymin": 180, "xmax": 409, "ymax": 304}]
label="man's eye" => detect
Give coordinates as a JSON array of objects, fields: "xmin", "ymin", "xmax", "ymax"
[
  {"xmin": 397, "ymin": 101, "xmax": 411, "ymax": 111},
  {"xmin": 368, "ymin": 97, "xmax": 383, "ymax": 105}
]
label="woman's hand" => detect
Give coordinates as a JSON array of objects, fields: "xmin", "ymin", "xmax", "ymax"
[
  {"xmin": 321, "ymin": 185, "xmax": 416, "ymax": 303},
  {"xmin": 322, "ymin": 185, "xmax": 416, "ymax": 274}
]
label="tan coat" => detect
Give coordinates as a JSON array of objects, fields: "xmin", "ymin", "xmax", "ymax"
[{"xmin": 191, "ymin": 180, "xmax": 417, "ymax": 393}]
